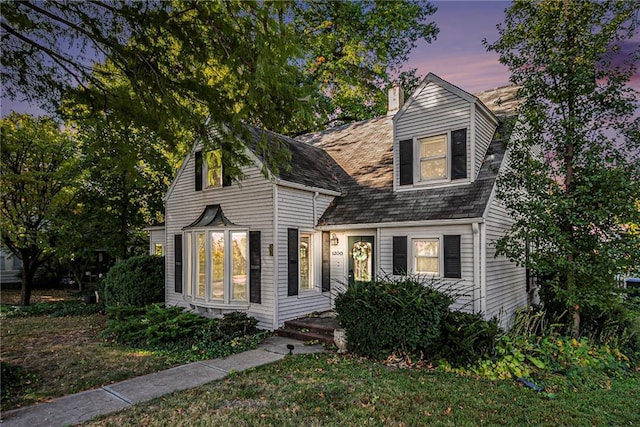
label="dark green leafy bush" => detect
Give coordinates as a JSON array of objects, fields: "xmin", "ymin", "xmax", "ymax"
[
  {"xmin": 103, "ymin": 304, "xmax": 214, "ymax": 347},
  {"xmin": 101, "ymin": 255, "xmax": 164, "ymax": 307},
  {"xmin": 219, "ymin": 312, "xmax": 258, "ymax": 337},
  {"xmin": 436, "ymin": 311, "xmax": 501, "ymax": 367},
  {"xmin": 103, "ymin": 304, "xmax": 267, "ymax": 362},
  {"xmin": 335, "ymin": 277, "xmax": 453, "ymax": 358}
]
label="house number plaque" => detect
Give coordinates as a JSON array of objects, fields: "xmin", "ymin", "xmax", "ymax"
[{"xmin": 331, "ymin": 251, "xmax": 343, "ymax": 256}]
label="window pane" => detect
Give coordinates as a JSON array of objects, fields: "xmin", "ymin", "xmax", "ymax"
[
  {"xmin": 414, "ymin": 240, "xmax": 438, "ymax": 257},
  {"xmin": 421, "ymin": 158, "xmax": 446, "ymax": 179},
  {"xmin": 154, "ymin": 243, "xmax": 163, "ymax": 256},
  {"xmin": 416, "ymin": 257, "xmax": 439, "ymax": 274},
  {"xmin": 205, "ymin": 150, "xmax": 222, "ymax": 188},
  {"xmin": 211, "ymin": 232, "xmax": 224, "ymax": 300},
  {"xmin": 196, "ymin": 232, "xmax": 206, "ymax": 298},
  {"xmin": 231, "ymin": 232, "xmax": 247, "ymax": 300},
  {"xmin": 300, "ymin": 235, "xmax": 312, "ymax": 289},
  {"xmin": 185, "ymin": 233, "xmax": 192, "ymax": 296},
  {"xmin": 420, "ymin": 135, "xmax": 446, "ymax": 157}
]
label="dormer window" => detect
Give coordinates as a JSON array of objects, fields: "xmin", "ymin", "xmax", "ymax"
[
  {"xmin": 204, "ymin": 149, "xmax": 222, "ymax": 188},
  {"xmin": 420, "ymin": 134, "xmax": 447, "ymax": 181},
  {"xmin": 398, "ymin": 128, "xmax": 467, "ymax": 186}
]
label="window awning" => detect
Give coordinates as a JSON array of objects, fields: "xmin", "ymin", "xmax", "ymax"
[{"xmin": 183, "ymin": 204, "xmax": 236, "ymax": 229}]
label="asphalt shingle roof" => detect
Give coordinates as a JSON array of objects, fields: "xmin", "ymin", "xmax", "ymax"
[
  {"xmin": 296, "ymin": 85, "xmax": 518, "ymax": 226},
  {"xmin": 245, "ymin": 125, "xmax": 345, "ymax": 193}
]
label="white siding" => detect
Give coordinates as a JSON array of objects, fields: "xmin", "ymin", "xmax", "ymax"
[
  {"xmin": 275, "ymin": 187, "xmax": 333, "ymax": 326},
  {"xmin": 165, "ymin": 148, "xmax": 275, "ymax": 329},
  {"xmin": 484, "ymin": 194, "xmax": 528, "ymax": 326},
  {"xmin": 394, "ymin": 81, "xmax": 472, "ymax": 188},
  {"xmin": 474, "ymin": 109, "xmax": 497, "ymax": 179},
  {"xmin": 148, "ymin": 228, "xmax": 165, "ymax": 255},
  {"xmin": 379, "ymin": 225, "xmax": 478, "ymax": 312}
]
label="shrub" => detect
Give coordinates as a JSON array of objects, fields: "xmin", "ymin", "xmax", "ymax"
[
  {"xmin": 219, "ymin": 312, "xmax": 258, "ymax": 338},
  {"xmin": 436, "ymin": 311, "xmax": 501, "ymax": 367},
  {"xmin": 335, "ymin": 277, "xmax": 453, "ymax": 359},
  {"xmin": 100, "ymin": 255, "xmax": 164, "ymax": 307},
  {"xmin": 103, "ymin": 304, "xmax": 267, "ymax": 362},
  {"xmin": 103, "ymin": 304, "xmax": 215, "ymax": 347}
]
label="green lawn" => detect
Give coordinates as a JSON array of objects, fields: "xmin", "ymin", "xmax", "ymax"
[{"xmin": 84, "ymin": 353, "xmax": 640, "ymax": 426}]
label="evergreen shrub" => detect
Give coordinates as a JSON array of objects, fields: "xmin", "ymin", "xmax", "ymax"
[
  {"xmin": 100, "ymin": 255, "xmax": 164, "ymax": 307},
  {"xmin": 335, "ymin": 277, "xmax": 453, "ymax": 358}
]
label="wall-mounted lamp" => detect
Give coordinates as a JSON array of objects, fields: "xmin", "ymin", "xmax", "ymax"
[{"xmin": 330, "ymin": 233, "xmax": 339, "ymax": 246}]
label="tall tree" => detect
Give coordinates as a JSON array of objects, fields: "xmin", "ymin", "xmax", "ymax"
[
  {"xmin": 0, "ymin": 113, "xmax": 79, "ymax": 305},
  {"xmin": 485, "ymin": 0, "xmax": 640, "ymax": 335},
  {"xmin": 3, "ymin": 2, "xmax": 438, "ymax": 143}
]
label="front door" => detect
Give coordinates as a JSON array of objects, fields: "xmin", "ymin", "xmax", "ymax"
[{"xmin": 348, "ymin": 236, "xmax": 375, "ymax": 284}]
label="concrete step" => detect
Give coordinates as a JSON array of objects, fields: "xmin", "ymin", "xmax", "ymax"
[
  {"xmin": 275, "ymin": 327, "xmax": 334, "ymax": 345},
  {"xmin": 283, "ymin": 318, "xmax": 339, "ymax": 336}
]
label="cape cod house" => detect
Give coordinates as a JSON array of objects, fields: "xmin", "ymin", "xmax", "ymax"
[{"xmin": 149, "ymin": 73, "xmax": 533, "ymax": 330}]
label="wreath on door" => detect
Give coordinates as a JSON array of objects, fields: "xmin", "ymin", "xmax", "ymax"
[{"xmin": 352, "ymin": 241, "xmax": 371, "ymax": 262}]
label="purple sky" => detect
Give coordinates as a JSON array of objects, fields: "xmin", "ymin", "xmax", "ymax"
[
  {"xmin": 406, "ymin": 1, "xmax": 511, "ymax": 94},
  {"xmin": 2, "ymin": 1, "xmax": 637, "ymax": 116}
]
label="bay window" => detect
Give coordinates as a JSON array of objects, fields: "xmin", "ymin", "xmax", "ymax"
[{"xmin": 183, "ymin": 229, "xmax": 248, "ymax": 304}]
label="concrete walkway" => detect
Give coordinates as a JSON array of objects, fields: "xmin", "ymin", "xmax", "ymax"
[{"xmin": 1, "ymin": 336, "xmax": 324, "ymax": 427}]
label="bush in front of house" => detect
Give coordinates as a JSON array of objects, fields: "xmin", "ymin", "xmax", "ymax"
[
  {"xmin": 436, "ymin": 311, "xmax": 501, "ymax": 367},
  {"xmin": 103, "ymin": 304, "xmax": 268, "ymax": 362},
  {"xmin": 100, "ymin": 255, "xmax": 164, "ymax": 307},
  {"xmin": 335, "ymin": 277, "xmax": 453, "ymax": 359}
]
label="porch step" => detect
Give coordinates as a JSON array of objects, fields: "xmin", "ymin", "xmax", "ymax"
[
  {"xmin": 276, "ymin": 327, "xmax": 334, "ymax": 345},
  {"xmin": 275, "ymin": 314, "xmax": 341, "ymax": 346}
]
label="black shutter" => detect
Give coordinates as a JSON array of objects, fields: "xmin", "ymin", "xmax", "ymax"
[
  {"xmin": 223, "ymin": 174, "xmax": 232, "ymax": 187},
  {"xmin": 249, "ymin": 231, "xmax": 261, "ymax": 303},
  {"xmin": 443, "ymin": 235, "xmax": 461, "ymax": 278},
  {"xmin": 399, "ymin": 139, "xmax": 413, "ymax": 186},
  {"xmin": 322, "ymin": 231, "xmax": 331, "ymax": 292},
  {"xmin": 392, "ymin": 236, "xmax": 408, "ymax": 275},
  {"xmin": 287, "ymin": 228, "xmax": 299, "ymax": 296},
  {"xmin": 194, "ymin": 150, "xmax": 203, "ymax": 191},
  {"xmin": 174, "ymin": 235, "xmax": 183, "ymax": 293},
  {"xmin": 451, "ymin": 129, "xmax": 467, "ymax": 180}
]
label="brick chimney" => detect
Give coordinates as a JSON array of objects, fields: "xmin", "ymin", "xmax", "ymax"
[{"xmin": 387, "ymin": 85, "xmax": 404, "ymax": 116}]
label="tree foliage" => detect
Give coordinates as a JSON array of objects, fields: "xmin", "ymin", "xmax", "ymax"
[
  {"xmin": 485, "ymin": 0, "xmax": 640, "ymax": 334},
  {"xmin": 0, "ymin": 113, "xmax": 80, "ymax": 305},
  {"xmin": 2, "ymin": 1, "xmax": 437, "ymax": 159}
]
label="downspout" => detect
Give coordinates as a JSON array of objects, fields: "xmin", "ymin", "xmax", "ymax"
[
  {"xmin": 472, "ymin": 223, "xmax": 481, "ymax": 314},
  {"xmin": 480, "ymin": 222, "xmax": 487, "ymax": 315},
  {"xmin": 313, "ymin": 192, "xmax": 319, "ymax": 225},
  {"xmin": 272, "ymin": 184, "xmax": 279, "ymax": 330}
]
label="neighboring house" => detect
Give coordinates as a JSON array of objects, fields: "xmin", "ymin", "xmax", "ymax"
[
  {"xmin": 154, "ymin": 73, "xmax": 533, "ymax": 329},
  {"xmin": 145, "ymin": 223, "xmax": 166, "ymax": 256},
  {"xmin": 0, "ymin": 247, "xmax": 22, "ymax": 285}
]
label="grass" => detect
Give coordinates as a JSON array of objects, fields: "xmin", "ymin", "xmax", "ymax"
[
  {"xmin": 0, "ymin": 289, "xmax": 179, "ymax": 410},
  {"xmin": 83, "ymin": 353, "xmax": 640, "ymax": 427},
  {"xmin": 1, "ymin": 314, "xmax": 179, "ymax": 411}
]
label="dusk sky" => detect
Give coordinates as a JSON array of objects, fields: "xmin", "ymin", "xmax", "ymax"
[
  {"xmin": 407, "ymin": 1, "xmax": 511, "ymax": 94},
  {"xmin": 2, "ymin": 1, "xmax": 637, "ymax": 116}
]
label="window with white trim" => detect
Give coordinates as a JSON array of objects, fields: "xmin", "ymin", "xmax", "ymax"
[
  {"xmin": 299, "ymin": 233, "xmax": 313, "ymax": 290},
  {"xmin": 154, "ymin": 243, "xmax": 164, "ymax": 256},
  {"xmin": 183, "ymin": 229, "xmax": 248, "ymax": 303},
  {"xmin": 413, "ymin": 238, "xmax": 439, "ymax": 275},
  {"xmin": 205, "ymin": 149, "xmax": 222, "ymax": 188},
  {"xmin": 419, "ymin": 134, "xmax": 447, "ymax": 181}
]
